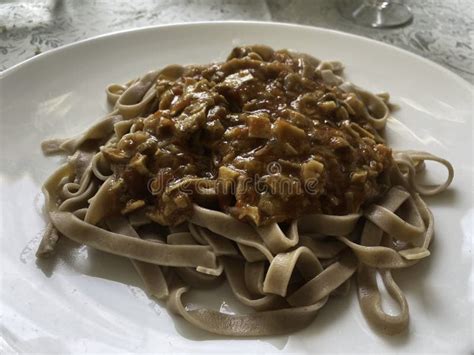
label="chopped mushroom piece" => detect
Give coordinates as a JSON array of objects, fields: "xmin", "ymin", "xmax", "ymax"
[
  {"xmin": 350, "ymin": 170, "xmax": 368, "ymax": 183},
  {"xmin": 301, "ymin": 160, "xmax": 324, "ymax": 181},
  {"xmin": 318, "ymin": 100, "xmax": 337, "ymax": 114},
  {"xmin": 129, "ymin": 153, "xmax": 149, "ymax": 175},
  {"xmin": 217, "ymin": 166, "xmax": 240, "ymax": 194},
  {"xmin": 247, "ymin": 114, "xmax": 271, "ymax": 139},
  {"xmin": 101, "ymin": 147, "xmax": 129, "ymax": 163},
  {"xmin": 273, "ymin": 119, "xmax": 307, "ymax": 147},
  {"xmin": 121, "ymin": 199, "xmax": 146, "ymax": 215}
]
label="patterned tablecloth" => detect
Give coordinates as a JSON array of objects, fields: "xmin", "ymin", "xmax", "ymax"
[{"xmin": 0, "ymin": 0, "xmax": 472, "ymax": 83}]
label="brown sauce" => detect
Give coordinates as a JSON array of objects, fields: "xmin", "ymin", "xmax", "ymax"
[{"xmin": 102, "ymin": 46, "xmax": 393, "ymax": 226}]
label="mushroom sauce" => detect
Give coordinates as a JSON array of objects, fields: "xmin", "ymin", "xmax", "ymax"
[{"xmin": 101, "ymin": 46, "xmax": 393, "ymax": 226}]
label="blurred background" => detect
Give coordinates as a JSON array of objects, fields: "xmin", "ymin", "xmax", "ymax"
[{"xmin": 0, "ymin": 0, "xmax": 472, "ymax": 82}]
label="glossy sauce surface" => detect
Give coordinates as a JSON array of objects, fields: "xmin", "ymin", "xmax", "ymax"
[{"xmin": 103, "ymin": 46, "xmax": 393, "ymax": 226}]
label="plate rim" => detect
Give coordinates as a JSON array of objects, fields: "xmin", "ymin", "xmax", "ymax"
[{"xmin": 0, "ymin": 20, "xmax": 472, "ymax": 92}]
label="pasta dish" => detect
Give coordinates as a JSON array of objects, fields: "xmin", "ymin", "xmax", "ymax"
[{"xmin": 38, "ymin": 45, "xmax": 454, "ymax": 336}]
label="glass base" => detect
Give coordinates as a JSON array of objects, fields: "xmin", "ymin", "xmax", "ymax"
[{"xmin": 338, "ymin": 1, "xmax": 413, "ymax": 28}]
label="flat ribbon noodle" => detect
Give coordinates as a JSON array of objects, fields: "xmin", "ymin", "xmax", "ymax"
[
  {"xmin": 298, "ymin": 213, "xmax": 361, "ymax": 236},
  {"xmin": 106, "ymin": 216, "xmax": 169, "ymax": 299},
  {"xmin": 188, "ymin": 223, "xmax": 239, "ymax": 257},
  {"xmin": 354, "ymin": 187, "xmax": 413, "ymax": 334},
  {"xmin": 244, "ymin": 261, "xmax": 266, "ymax": 296},
  {"xmin": 298, "ymin": 235, "xmax": 347, "ymax": 259},
  {"xmin": 37, "ymin": 48, "xmax": 455, "ymax": 337},
  {"xmin": 106, "ymin": 83, "xmax": 129, "ymax": 105},
  {"xmin": 166, "ymin": 231, "xmax": 223, "ymax": 288},
  {"xmin": 223, "ymin": 257, "xmax": 285, "ymax": 311},
  {"xmin": 256, "ymin": 220, "xmax": 298, "ymax": 254},
  {"xmin": 167, "ymin": 232, "xmax": 224, "ymax": 276},
  {"xmin": 393, "ymin": 151, "xmax": 454, "ymax": 196},
  {"xmin": 58, "ymin": 180, "xmax": 98, "ymax": 213},
  {"xmin": 357, "ymin": 266, "xmax": 409, "ymax": 335},
  {"xmin": 84, "ymin": 176, "xmax": 116, "ymax": 225},
  {"xmin": 41, "ymin": 139, "xmax": 68, "ymax": 155},
  {"xmin": 287, "ymin": 249, "xmax": 357, "ymax": 307},
  {"xmin": 336, "ymin": 186, "xmax": 432, "ymax": 268},
  {"xmin": 36, "ymin": 222, "xmax": 60, "ymax": 258},
  {"xmin": 59, "ymin": 111, "xmax": 122, "ymax": 154},
  {"xmin": 115, "ymin": 70, "xmax": 159, "ymax": 118},
  {"xmin": 50, "ymin": 211, "xmax": 216, "ymax": 268},
  {"xmin": 42, "ymin": 163, "xmax": 75, "ymax": 212},
  {"xmin": 237, "ymin": 244, "xmax": 268, "ymax": 262},
  {"xmin": 166, "ymin": 286, "xmax": 328, "ymax": 337},
  {"xmin": 263, "ymin": 247, "xmax": 322, "ymax": 297},
  {"xmin": 340, "ymin": 82, "xmax": 390, "ymax": 130},
  {"xmin": 173, "ymin": 266, "xmax": 223, "ymax": 289},
  {"xmin": 190, "ymin": 204, "xmax": 273, "ymax": 261},
  {"xmin": 91, "ymin": 152, "xmax": 113, "ymax": 181}
]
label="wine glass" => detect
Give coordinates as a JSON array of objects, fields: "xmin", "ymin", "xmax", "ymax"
[{"xmin": 337, "ymin": 0, "xmax": 413, "ymax": 28}]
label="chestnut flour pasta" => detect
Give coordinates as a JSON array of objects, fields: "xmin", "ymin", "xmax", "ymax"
[{"xmin": 38, "ymin": 46, "xmax": 454, "ymax": 336}]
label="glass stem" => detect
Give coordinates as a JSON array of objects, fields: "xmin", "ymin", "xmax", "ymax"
[{"xmin": 365, "ymin": 0, "xmax": 390, "ymax": 9}]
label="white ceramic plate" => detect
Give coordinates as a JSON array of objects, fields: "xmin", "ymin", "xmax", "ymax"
[{"xmin": 1, "ymin": 22, "xmax": 472, "ymax": 354}]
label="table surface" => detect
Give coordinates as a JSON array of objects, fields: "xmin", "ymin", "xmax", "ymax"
[{"xmin": 0, "ymin": 0, "xmax": 473, "ymax": 83}]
